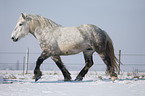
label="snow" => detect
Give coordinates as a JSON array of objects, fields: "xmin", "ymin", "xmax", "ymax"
[{"xmin": 0, "ymin": 70, "xmax": 145, "ymax": 96}]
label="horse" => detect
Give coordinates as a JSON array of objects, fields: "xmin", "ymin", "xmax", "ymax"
[{"xmin": 11, "ymin": 13, "xmax": 118, "ymax": 82}]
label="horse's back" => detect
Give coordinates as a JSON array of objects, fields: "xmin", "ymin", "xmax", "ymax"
[{"xmin": 77, "ymin": 24, "xmax": 107, "ymax": 42}]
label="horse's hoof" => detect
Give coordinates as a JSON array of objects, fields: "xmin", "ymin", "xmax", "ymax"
[
  {"xmin": 75, "ymin": 77, "xmax": 83, "ymax": 81},
  {"xmin": 111, "ymin": 76, "xmax": 117, "ymax": 82},
  {"xmin": 64, "ymin": 78, "xmax": 71, "ymax": 81},
  {"xmin": 64, "ymin": 79, "xmax": 71, "ymax": 82},
  {"xmin": 64, "ymin": 76, "xmax": 72, "ymax": 81},
  {"xmin": 35, "ymin": 76, "xmax": 41, "ymax": 82}
]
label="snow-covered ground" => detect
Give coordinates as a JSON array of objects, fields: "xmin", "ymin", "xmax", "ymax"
[{"xmin": 0, "ymin": 70, "xmax": 145, "ymax": 96}]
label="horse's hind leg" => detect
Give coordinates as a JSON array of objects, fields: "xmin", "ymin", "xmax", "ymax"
[
  {"xmin": 51, "ymin": 56, "xmax": 72, "ymax": 81},
  {"xmin": 75, "ymin": 49, "xmax": 94, "ymax": 81},
  {"xmin": 99, "ymin": 52, "xmax": 117, "ymax": 79}
]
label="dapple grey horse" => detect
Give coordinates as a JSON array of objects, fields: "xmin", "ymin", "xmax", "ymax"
[{"xmin": 11, "ymin": 13, "xmax": 118, "ymax": 81}]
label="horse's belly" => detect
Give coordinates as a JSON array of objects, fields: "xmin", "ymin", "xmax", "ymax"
[
  {"xmin": 58, "ymin": 42, "xmax": 91, "ymax": 55},
  {"xmin": 59, "ymin": 44, "xmax": 82, "ymax": 55}
]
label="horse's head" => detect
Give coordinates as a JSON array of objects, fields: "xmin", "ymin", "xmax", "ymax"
[{"xmin": 11, "ymin": 13, "xmax": 29, "ymax": 42}]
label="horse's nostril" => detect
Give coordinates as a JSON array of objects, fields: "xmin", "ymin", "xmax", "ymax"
[
  {"xmin": 11, "ymin": 37, "xmax": 14, "ymax": 40},
  {"xmin": 15, "ymin": 38, "xmax": 18, "ymax": 41}
]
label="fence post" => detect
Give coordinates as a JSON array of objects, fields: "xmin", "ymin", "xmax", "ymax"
[
  {"xmin": 25, "ymin": 48, "xmax": 29, "ymax": 74},
  {"xmin": 16, "ymin": 60, "xmax": 19, "ymax": 70},
  {"xmin": 23, "ymin": 56, "xmax": 25, "ymax": 75},
  {"xmin": 118, "ymin": 50, "xmax": 121, "ymax": 74}
]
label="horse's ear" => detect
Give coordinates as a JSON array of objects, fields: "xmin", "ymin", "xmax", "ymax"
[{"xmin": 21, "ymin": 13, "xmax": 26, "ymax": 19}]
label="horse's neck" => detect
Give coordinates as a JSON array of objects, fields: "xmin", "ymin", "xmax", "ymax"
[
  {"xmin": 28, "ymin": 18, "xmax": 60, "ymax": 40},
  {"xmin": 31, "ymin": 26, "xmax": 53, "ymax": 41}
]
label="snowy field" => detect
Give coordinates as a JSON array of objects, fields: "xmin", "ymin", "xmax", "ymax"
[{"xmin": 0, "ymin": 70, "xmax": 145, "ymax": 96}]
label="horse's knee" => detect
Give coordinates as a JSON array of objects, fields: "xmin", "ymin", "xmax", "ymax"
[
  {"xmin": 36, "ymin": 57, "xmax": 44, "ymax": 65},
  {"xmin": 86, "ymin": 61, "xmax": 94, "ymax": 68}
]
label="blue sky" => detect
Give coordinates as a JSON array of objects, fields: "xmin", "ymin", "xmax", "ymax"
[{"xmin": 0, "ymin": 0, "xmax": 145, "ymax": 71}]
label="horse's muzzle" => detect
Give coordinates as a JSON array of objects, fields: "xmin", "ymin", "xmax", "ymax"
[{"xmin": 11, "ymin": 37, "xmax": 18, "ymax": 42}]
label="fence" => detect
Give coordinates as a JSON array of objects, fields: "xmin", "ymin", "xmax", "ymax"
[{"xmin": 0, "ymin": 49, "xmax": 145, "ymax": 72}]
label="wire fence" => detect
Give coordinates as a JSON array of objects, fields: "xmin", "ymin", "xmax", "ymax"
[{"xmin": 0, "ymin": 51, "xmax": 145, "ymax": 72}]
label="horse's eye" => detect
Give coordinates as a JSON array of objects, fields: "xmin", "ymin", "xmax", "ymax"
[{"xmin": 19, "ymin": 23, "xmax": 23, "ymax": 26}]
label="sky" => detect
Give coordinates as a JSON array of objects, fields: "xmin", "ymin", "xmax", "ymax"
[{"xmin": 0, "ymin": 0, "xmax": 145, "ymax": 71}]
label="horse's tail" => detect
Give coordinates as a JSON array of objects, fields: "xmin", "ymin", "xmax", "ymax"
[{"xmin": 104, "ymin": 32, "xmax": 119, "ymax": 72}]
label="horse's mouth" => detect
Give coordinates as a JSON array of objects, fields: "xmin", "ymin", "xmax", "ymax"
[{"xmin": 11, "ymin": 37, "xmax": 18, "ymax": 42}]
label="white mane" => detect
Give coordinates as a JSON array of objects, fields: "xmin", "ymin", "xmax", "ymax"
[{"xmin": 26, "ymin": 14, "xmax": 61, "ymax": 33}]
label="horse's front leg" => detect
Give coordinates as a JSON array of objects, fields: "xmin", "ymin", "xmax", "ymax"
[{"xmin": 34, "ymin": 50, "xmax": 50, "ymax": 82}]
